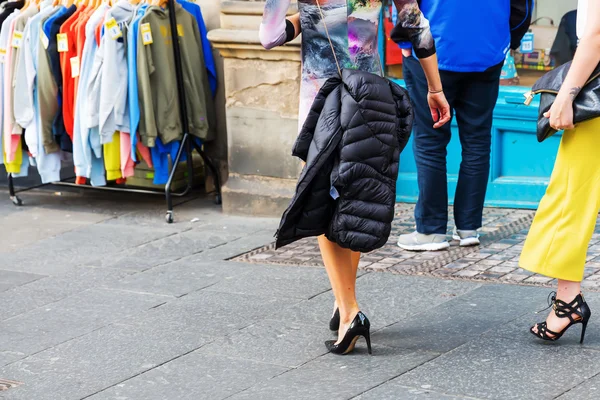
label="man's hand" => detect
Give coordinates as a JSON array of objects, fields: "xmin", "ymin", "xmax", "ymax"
[{"xmin": 427, "ymin": 91, "xmax": 451, "ymax": 128}]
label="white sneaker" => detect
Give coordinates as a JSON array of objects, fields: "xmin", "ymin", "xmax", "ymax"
[
  {"xmin": 452, "ymin": 227, "xmax": 480, "ymax": 247},
  {"xmin": 397, "ymin": 231, "xmax": 450, "ymax": 251}
]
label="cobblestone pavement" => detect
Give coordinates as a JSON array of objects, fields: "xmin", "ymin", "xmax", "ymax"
[
  {"xmin": 233, "ymin": 204, "xmax": 600, "ymax": 291},
  {"xmin": 4, "ymin": 191, "xmax": 600, "ymax": 400}
]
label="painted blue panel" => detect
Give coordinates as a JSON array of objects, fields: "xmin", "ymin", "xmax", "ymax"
[{"xmin": 392, "ymin": 79, "xmax": 560, "ymax": 209}]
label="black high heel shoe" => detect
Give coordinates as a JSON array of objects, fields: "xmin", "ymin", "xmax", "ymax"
[
  {"xmin": 325, "ymin": 311, "xmax": 372, "ymax": 355},
  {"xmin": 531, "ymin": 292, "xmax": 592, "ymax": 344},
  {"xmin": 329, "ymin": 308, "xmax": 340, "ymax": 332}
]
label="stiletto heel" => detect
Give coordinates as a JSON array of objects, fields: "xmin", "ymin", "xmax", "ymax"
[
  {"xmin": 364, "ymin": 330, "xmax": 372, "ymax": 355},
  {"xmin": 325, "ymin": 311, "xmax": 371, "ymax": 355},
  {"xmin": 581, "ymin": 320, "xmax": 589, "ymax": 344},
  {"xmin": 531, "ymin": 292, "xmax": 592, "ymax": 343},
  {"xmin": 329, "ymin": 308, "xmax": 340, "ymax": 332}
]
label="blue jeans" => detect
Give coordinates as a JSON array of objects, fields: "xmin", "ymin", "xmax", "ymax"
[{"xmin": 403, "ymin": 55, "xmax": 502, "ymax": 234}]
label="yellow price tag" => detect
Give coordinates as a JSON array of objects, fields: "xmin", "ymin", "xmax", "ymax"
[
  {"xmin": 105, "ymin": 18, "xmax": 122, "ymax": 40},
  {"xmin": 177, "ymin": 24, "xmax": 184, "ymax": 37},
  {"xmin": 40, "ymin": 31, "xmax": 49, "ymax": 50},
  {"xmin": 57, "ymin": 33, "xmax": 68, "ymax": 52},
  {"xmin": 11, "ymin": 30, "xmax": 23, "ymax": 48},
  {"xmin": 0, "ymin": 48, "xmax": 6, "ymax": 63},
  {"xmin": 70, "ymin": 56, "xmax": 80, "ymax": 78},
  {"xmin": 141, "ymin": 23, "xmax": 153, "ymax": 45}
]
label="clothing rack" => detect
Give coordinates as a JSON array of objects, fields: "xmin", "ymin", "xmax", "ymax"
[{"xmin": 6, "ymin": 0, "xmax": 221, "ymax": 224}]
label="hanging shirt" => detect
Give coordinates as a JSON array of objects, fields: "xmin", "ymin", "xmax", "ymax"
[
  {"xmin": 44, "ymin": 4, "xmax": 77, "ymax": 152},
  {"xmin": 15, "ymin": 2, "xmax": 54, "ymax": 156},
  {"xmin": 15, "ymin": 4, "xmax": 61, "ymax": 183},
  {"xmin": 37, "ymin": 8, "xmax": 62, "ymax": 155},
  {"xmin": 59, "ymin": 4, "xmax": 86, "ymax": 140},
  {"xmin": 5, "ymin": 5, "xmax": 39, "ymax": 155},
  {"xmin": 97, "ymin": 0, "xmax": 134, "ymax": 144},
  {"xmin": 72, "ymin": 4, "xmax": 108, "ymax": 187},
  {"xmin": 179, "ymin": 0, "xmax": 216, "ymax": 97},
  {"xmin": 0, "ymin": 10, "xmax": 20, "ymax": 171},
  {"xmin": 72, "ymin": 7, "xmax": 93, "ymax": 105},
  {"xmin": 127, "ymin": 3, "xmax": 148, "ymax": 162}
]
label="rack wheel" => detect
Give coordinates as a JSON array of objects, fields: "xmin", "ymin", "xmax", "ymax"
[
  {"xmin": 214, "ymin": 194, "xmax": 222, "ymax": 205},
  {"xmin": 165, "ymin": 211, "xmax": 174, "ymax": 224},
  {"xmin": 10, "ymin": 196, "xmax": 23, "ymax": 206}
]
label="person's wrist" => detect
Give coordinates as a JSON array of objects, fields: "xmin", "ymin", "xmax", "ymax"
[
  {"xmin": 556, "ymin": 92, "xmax": 574, "ymax": 105},
  {"xmin": 428, "ymin": 88, "xmax": 443, "ymax": 94}
]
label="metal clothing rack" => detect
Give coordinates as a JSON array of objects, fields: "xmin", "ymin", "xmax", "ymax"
[{"xmin": 6, "ymin": 0, "xmax": 221, "ymax": 224}]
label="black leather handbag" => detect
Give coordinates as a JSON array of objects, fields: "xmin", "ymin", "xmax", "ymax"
[{"xmin": 524, "ymin": 61, "xmax": 600, "ymax": 142}]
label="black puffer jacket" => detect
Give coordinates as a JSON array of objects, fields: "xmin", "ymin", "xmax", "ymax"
[{"xmin": 276, "ymin": 69, "xmax": 413, "ymax": 253}]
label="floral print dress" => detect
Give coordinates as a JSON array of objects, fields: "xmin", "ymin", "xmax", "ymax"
[{"xmin": 261, "ymin": 0, "xmax": 435, "ymax": 131}]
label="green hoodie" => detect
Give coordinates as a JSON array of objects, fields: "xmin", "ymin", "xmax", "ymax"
[{"xmin": 137, "ymin": 4, "xmax": 211, "ymax": 147}]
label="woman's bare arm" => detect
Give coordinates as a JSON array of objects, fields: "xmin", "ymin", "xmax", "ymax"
[{"xmin": 259, "ymin": 0, "xmax": 300, "ymax": 49}]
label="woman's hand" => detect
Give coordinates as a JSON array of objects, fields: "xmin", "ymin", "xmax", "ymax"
[
  {"xmin": 544, "ymin": 92, "xmax": 575, "ymax": 131},
  {"xmin": 427, "ymin": 91, "xmax": 451, "ymax": 128}
]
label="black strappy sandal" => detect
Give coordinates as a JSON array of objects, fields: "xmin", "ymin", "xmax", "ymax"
[{"xmin": 530, "ymin": 292, "xmax": 592, "ymax": 344}]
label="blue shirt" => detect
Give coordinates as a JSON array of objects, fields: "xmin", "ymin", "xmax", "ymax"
[
  {"xmin": 127, "ymin": 4, "xmax": 148, "ymax": 162},
  {"xmin": 418, "ymin": 0, "xmax": 511, "ymax": 72}
]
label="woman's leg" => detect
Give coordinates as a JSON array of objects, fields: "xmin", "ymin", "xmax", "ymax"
[
  {"xmin": 319, "ymin": 236, "xmax": 360, "ymax": 342},
  {"xmin": 333, "ymin": 251, "xmax": 361, "ymax": 311},
  {"xmin": 520, "ymin": 118, "xmax": 600, "ymax": 335}
]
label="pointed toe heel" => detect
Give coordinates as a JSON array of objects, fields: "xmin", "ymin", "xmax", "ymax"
[{"xmin": 326, "ymin": 311, "xmax": 371, "ymax": 356}]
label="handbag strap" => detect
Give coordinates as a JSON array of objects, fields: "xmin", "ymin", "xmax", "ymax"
[
  {"xmin": 314, "ymin": 0, "xmax": 385, "ymax": 77},
  {"xmin": 315, "ymin": 0, "xmax": 342, "ymax": 77}
]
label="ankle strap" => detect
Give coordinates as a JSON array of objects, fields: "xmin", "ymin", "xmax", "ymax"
[{"xmin": 554, "ymin": 293, "xmax": 585, "ymax": 323}]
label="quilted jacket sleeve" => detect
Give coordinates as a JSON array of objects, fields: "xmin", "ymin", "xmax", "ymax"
[
  {"xmin": 389, "ymin": 81, "xmax": 414, "ymax": 153},
  {"xmin": 292, "ymin": 77, "xmax": 341, "ymax": 161}
]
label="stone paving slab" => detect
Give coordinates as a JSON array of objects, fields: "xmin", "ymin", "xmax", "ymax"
[
  {"xmin": 199, "ymin": 318, "xmax": 330, "ymax": 368},
  {"xmin": 0, "ymin": 270, "xmax": 45, "ymax": 287},
  {"xmin": 229, "ymin": 349, "xmax": 440, "ymax": 400},
  {"xmin": 356, "ymin": 383, "xmax": 478, "ymax": 400},
  {"xmin": 0, "ymin": 288, "xmax": 165, "ymax": 360},
  {"xmin": 108, "ymin": 260, "xmax": 255, "ymax": 297},
  {"xmin": 0, "ymin": 224, "xmax": 175, "ymax": 275},
  {"xmin": 204, "ymin": 264, "xmax": 331, "ymax": 300},
  {"xmin": 0, "ymin": 319, "xmax": 214, "ymax": 400},
  {"xmin": 0, "ymin": 266, "xmax": 134, "ymax": 322},
  {"xmin": 393, "ymin": 336, "xmax": 600, "ymax": 400},
  {"xmin": 0, "ymin": 207, "xmax": 112, "ymax": 253},
  {"xmin": 557, "ymin": 376, "xmax": 600, "ymax": 400},
  {"xmin": 86, "ymin": 352, "xmax": 289, "ymax": 400},
  {"xmin": 375, "ymin": 283, "xmax": 549, "ymax": 353}
]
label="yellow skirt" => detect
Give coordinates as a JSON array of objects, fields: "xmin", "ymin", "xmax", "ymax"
[{"xmin": 520, "ymin": 117, "xmax": 600, "ymax": 282}]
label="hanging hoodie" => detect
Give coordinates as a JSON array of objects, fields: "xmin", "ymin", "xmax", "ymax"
[
  {"xmin": 97, "ymin": 0, "xmax": 134, "ymax": 144},
  {"xmin": 136, "ymin": 4, "xmax": 209, "ymax": 147}
]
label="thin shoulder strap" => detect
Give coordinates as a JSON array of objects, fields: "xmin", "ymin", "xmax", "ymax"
[{"xmin": 315, "ymin": 0, "xmax": 342, "ymax": 77}]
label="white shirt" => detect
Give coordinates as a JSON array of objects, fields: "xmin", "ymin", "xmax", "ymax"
[{"xmin": 577, "ymin": 0, "xmax": 588, "ymax": 39}]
